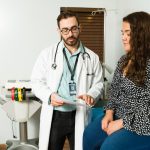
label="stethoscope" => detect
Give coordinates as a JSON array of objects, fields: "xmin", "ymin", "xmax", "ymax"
[{"xmin": 51, "ymin": 41, "xmax": 91, "ymax": 70}]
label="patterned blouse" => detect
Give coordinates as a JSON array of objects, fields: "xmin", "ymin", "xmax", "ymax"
[{"xmin": 105, "ymin": 55, "xmax": 150, "ymax": 135}]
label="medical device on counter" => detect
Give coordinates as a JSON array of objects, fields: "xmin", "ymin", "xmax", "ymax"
[{"xmin": 0, "ymin": 80, "xmax": 41, "ymax": 150}]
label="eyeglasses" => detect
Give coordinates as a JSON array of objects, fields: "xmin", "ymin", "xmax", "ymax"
[{"xmin": 60, "ymin": 26, "xmax": 80, "ymax": 35}]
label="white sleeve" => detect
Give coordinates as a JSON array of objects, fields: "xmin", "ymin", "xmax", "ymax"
[
  {"xmin": 31, "ymin": 49, "xmax": 52, "ymax": 105},
  {"xmin": 87, "ymin": 54, "xmax": 104, "ymax": 102}
]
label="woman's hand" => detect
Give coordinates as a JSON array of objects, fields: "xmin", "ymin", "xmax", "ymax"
[
  {"xmin": 106, "ymin": 119, "xmax": 123, "ymax": 135},
  {"xmin": 102, "ymin": 110, "xmax": 114, "ymax": 132}
]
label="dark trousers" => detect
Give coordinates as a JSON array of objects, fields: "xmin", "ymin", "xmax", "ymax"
[
  {"xmin": 48, "ymin": 110, "xmax": 76, "ymax": 150},
  {"xmin": 83, "ymin": 115, "xmax": 150, "ymax": 150}
]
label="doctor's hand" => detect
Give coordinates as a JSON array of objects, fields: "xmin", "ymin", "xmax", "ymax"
[
  {"xmin": 77, "ymin": 94, "xmax": 94, "ymax": 106},
  {"xmin": 50, "ymin": 93, "xmax": 64, "ymax": 106}
]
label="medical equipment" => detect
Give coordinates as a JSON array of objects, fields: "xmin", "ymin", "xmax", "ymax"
[
  {"xmin": 0, "ymin": 80, "xmax": 41, "ymax": 150},
  {"xmin": 51, "ymin": 41, "xmax": 91, "ymax": 70}
]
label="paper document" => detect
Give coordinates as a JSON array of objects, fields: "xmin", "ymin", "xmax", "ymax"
[{"xmin": 56, "ymin": 95, "xmax": 86, "ymax": 106}]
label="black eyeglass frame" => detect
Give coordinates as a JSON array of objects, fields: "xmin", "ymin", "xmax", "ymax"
[{"xmin": 60, "ymin": 26, "xmax": 80, "ymax": 35}]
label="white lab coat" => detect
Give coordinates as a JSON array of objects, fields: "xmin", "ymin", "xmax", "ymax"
[{"xmin": 31, "ymin": 41, "xmax": 103, "ymax": 150}]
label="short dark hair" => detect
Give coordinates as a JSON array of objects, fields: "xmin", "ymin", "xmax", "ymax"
[{"xmin": 57, "ymin": 11, "xmax": 80, "ymax": 28}]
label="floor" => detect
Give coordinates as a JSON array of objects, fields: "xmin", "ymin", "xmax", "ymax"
[
  {"xmin": 63, "ymin": 139, "xmax": 70, "ymax": 150},
  {"xmin": 0, "ymin": 144, "xmax": 7, "ymax": 150},
  {"xmin": 0, "ymin": 140, "xmax": 69, "ymax": 150}
]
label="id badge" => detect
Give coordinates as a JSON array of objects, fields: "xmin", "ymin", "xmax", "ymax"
[{"xmin": 69, "ymin": 82, "xmax": 76, "ymax": 96}]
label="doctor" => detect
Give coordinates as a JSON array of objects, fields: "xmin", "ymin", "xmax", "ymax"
[{"xmin": 31, "ymin": 11, "xmax": 103, "ymax": 150}]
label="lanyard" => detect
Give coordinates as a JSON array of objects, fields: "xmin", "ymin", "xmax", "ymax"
[{"xmin": 63, "ymin": 48, "xmax": 80, "ymax": 81}]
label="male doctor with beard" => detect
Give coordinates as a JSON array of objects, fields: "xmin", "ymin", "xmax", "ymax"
[{"xmin": 31, "ymin": 11, "xmax": 103, "ymax": 150}]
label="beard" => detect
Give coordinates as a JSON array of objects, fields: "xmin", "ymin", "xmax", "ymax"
[{"xmin": 62, "ymin": 35, "xmax": 80, "ymax": 47}]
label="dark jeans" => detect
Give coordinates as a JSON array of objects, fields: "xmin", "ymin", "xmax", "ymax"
[
  {"xmin": 48, "ymin": 110, "xmax": 76, "ymax": 150},
  {"xmin": 83, "ymin": 116, "xmax": 150, "ymax": 150}
]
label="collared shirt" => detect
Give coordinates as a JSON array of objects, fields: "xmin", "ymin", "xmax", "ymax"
[{"xmin": 54, "ymin": 42, "xmax": 84, "ymax": 112}]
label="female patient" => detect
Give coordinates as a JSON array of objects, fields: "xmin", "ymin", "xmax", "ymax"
[{"xmin": 83, "ymin": 11, "xmax": 150, "ymax": 150}]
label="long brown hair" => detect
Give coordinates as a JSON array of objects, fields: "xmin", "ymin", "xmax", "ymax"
[{"xmin": 121, "ymin": 11, "xmax": 150, "ymax": 86}]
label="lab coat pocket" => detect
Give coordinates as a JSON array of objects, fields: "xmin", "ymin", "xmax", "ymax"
[
  {"xmin": 87, "ymin": 73, "xmax": 94, "ymax": 76},
  {"xmin": 86, "ymin": 73, "xmax": 94, "ymax": 88}
]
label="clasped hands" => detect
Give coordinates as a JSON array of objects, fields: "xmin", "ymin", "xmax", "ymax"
[
  {"xmin": 50, "ymin": 92, "xmax": 94, "ymax": 107},
  {"xmin": 102, "ymin": 111, "xmax": 123, "ymax": 135}
]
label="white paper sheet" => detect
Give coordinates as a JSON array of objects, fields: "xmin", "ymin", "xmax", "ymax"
[{"xmin": 56, "ymin": 95, "xmax": 87, "ymax": 107}]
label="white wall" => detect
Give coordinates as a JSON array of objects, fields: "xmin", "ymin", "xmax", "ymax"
[
  {"xmin": 0, "ymin": 0, "xmax": 56, "ymax": 81},
  {"xmin": 0, "ymin": 0, "xmax": 149, "ymax": 144}
]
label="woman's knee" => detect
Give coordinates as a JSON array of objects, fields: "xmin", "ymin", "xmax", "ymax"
[
  {"xmin": 83, "ymin": 116, "xmax": 106, "ymax": 150},
  {"xmin": 84, "ymin": 116, "xmax": 102, "ymax": 140},
  {"xmin": 83, "ymin": 124, "xmax": 93, "ymax": 144},
  {"xmin": 83, "ymin": 126, "xmax": 93, "ymax": 150},
  {"xmin": 83, "ymin": 117, "xmax": 101, "ymax": 149}
]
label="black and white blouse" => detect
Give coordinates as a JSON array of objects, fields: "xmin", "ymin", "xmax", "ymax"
[{"xmin": 105, "ymin": 55, "xmax": 150, "ymax": 135}]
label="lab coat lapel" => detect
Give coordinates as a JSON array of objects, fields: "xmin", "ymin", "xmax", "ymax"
[
  {"xmin": 76, "ymin": 54, "xmax": 88, "ymax": 94},
  {"xmin": 76, "ymin": 55, "xmax": 84, "ymax": 82},
  {"xmin": 51, "ymin": 43, "xmax": 64, "ymax": 91}
]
